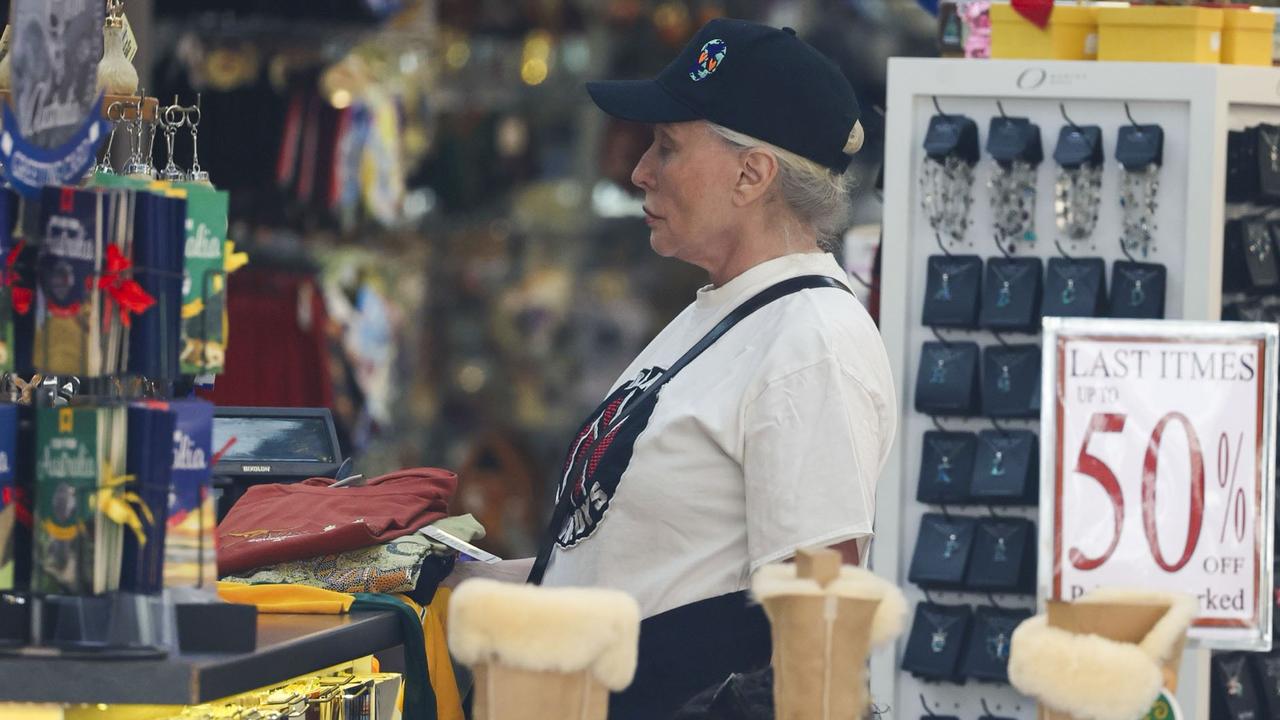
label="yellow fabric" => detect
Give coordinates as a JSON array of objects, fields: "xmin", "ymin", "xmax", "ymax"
[
  {"xmin": 396, "ymin": 589, "xmax": 463, "ymax": 720},
  {"xmin": 216, "ymin": 581, "xmax": 355, "ymax": 614},
  {"xmin": 215, "ymin": 580, "xmax": 461, "ymax": 718}
]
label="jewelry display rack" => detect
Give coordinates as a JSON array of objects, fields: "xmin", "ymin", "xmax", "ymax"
[{"xmin": 876, "ymin": 58, "xmax": 1280, "ymax": 720}]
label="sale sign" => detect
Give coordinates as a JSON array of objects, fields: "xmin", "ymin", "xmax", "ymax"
[{"xmin": 1041, "ymin": 318, "xmax": 1278, "ymax": 650}]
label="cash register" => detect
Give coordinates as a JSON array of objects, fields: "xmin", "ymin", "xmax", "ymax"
[{"xmin": 211, "ymin": 406, "xmax": 344, "ymax": 519}]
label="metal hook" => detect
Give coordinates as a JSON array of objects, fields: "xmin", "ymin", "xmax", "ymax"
[
  {"xmin": 981, "ymin": 698, "xmax": 999, "ymax": 717},
  {"xmin": 993, "ymin": 331, "xmax": 1012, "ymax": 349},
  {"xmin": 1118, "ymin": 234, "xmax": 1137, "ymax": 263},
  {"xmin": 931, "ymin": 325, "xmax": 952, "ymax": 347},
  {"xmin": 988, "ymin": 504, "xmax": 1003, "ymax": 518},
  {"xmin": 987, "ymin": 593, "xmax": 1003, "ymax": 609},
  {"xmin": 931, "ymin": 415, "xmax": 948, "ymax": 434},
  {"xmin": 939, "ymin": 503, "xmax": 953, "ymax": 521},
  {"xmin": 936, "ymin": 230, "xmax": 953, "ymax": 257},
  {"xmin": 932, "ymin": 96, "xmax": 950, "ymax": 119},
  {"xmin": 1123, "ymin": 102, "xmax": 1142, "ymax": 130},
  {"xmin": 921, "ymin": 694, "xmax": 939, "ymax": 717},
  {"xmin": 991, "ymin": 418, "xmax": 1012, "ymax": 438},
  {"xmin": 1059, "ymin": 103, "xmax": 1082, "ymax": 131},
  {"xmin": 996, "ymin": 100, "xmax": 1010, "ymax": 119},
  {"xmin": 1054, "ymin": 238, "xmax": 1075, "ymax": 260},
  {"xmin": 923, "ymin": 588, "xmax": 939, "ymax": 605},
  {"xmin": 995, "ymin": 232, "xmax": 1013, "ymax": 260}
]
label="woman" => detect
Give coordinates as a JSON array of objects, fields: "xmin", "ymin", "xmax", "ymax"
[{"xmin": 453, "ymin": 18, "xmax": 896, "ymax": 718}]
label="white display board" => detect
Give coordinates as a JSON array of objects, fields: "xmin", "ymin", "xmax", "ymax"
[
  {"xmin": 1041, "ymin": 318, "xmax": 1277, "ymax": 651},
  {"xmin": 877, "ymin": 58, "xmax": 1280, "ymax": 720}
]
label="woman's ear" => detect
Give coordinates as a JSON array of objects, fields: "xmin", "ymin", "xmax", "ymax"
[{"xmin": 733, "ymin": 147, "xmax": 779, "ymax": 207}]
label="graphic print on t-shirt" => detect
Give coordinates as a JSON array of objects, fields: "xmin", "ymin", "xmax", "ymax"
[{"xmin": 555, "ymin": 366, "xmax": 665, "ymax": 548}]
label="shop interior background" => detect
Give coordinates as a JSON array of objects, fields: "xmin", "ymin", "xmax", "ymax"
[{"xmin": 33, "ymin": 0, "xmax": 933, "ymax": 560}]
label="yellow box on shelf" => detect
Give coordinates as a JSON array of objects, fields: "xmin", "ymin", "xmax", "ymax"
[
  {"xmin": 1221, "ymin": 7, "xmax": 1275, "ymax": 66},
  {"xmin": 990, "ymin": 3, "xmax": 1100, "ymax": 61},
  {"xmin": 1097, "ymin": 4, "xmax": 1224, "ymax": 63}
]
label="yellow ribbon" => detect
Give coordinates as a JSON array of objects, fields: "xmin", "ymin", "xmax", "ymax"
[
  {"xmin": 96, "ymin": 472, "xmax": 155, "ymax": 546},
  {"xmin": 181, "ymin": 298, "xmax": 204, "ymax": 320},
  {"xmin": 224, "ymin": 240, "xmax": 248, "ymax": 274}
]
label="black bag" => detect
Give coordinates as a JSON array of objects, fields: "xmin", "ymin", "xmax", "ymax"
[
  {"xmin": 672, "ymin": 667, "xmax": 774, "ymax": 720},
  {"xmin": 1109, "ymin": 261, "xmax": 1167, "ymax": 320},
  {"xmin": 923, "ymin": 255, "xmax": 983, "ymax": 328},
  {"xmin": 961, "ymin": 606, "xmax": 1032, "ymax": 684},
  {"xmin": 981, "ymin": 344, "xmax": 1041, "ymax": 419},
  {"xmin": 1043, "ymin": 257, "xmax": 1107, "ymax": 318},
  {"xmin": 915, "ymin": 342, "xmax": 981, "ymax": 417},
  {"xmin": 909, "ymin": 513, "xmax": 977, "ymax": 589},
  {"xmin": 979, "ymin": 257, "xmax": 1042, "ymax": 333},
  {"xmin": 971, "ymin": 430, "xmax": 1039, "ymax": 505},
  {"xmin": 965, "ymin": 518, "xmax": 1036, "ymax": 593},
  {"xmin": 902, "ymin": 602, "xmax": 972, "ymax": 683},
  {"xmin": 917, "ymin": 431, "xmax": 977, "ymax": 505}
]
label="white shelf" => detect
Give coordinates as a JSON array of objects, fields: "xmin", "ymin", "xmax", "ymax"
[{"xmin": 874, "ymin": 57, "xmax": 1280, "ymax": 720}]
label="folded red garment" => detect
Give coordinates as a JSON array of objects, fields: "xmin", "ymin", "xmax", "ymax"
[{"xmin": 216, "ymin": 467, "xmax": 457, "ymax": 576}]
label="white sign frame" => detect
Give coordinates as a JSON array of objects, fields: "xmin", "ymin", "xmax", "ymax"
[{"xmin": 1040, "ymin": 317, "xmax": 1278, "ymax": 651}]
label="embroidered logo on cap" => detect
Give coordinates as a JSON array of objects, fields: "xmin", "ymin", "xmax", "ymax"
[{"xmin": 689, "ymin": 39, "xmax": 727, "ymax": 82}]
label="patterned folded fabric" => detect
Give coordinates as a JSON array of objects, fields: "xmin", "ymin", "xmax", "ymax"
[{"xmin": 222, "ymin": 514, "xmax": 485, "ymax": 594}]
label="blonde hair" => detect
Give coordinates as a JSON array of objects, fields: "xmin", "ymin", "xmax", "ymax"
[{"xmin": 706, "ymin": 121, "xmax": 863, "ymax": 251}]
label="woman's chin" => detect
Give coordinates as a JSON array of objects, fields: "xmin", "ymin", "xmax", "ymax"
[{"xmin": 648, "ymin": 231, "xmax": 680, "ymax": 258}]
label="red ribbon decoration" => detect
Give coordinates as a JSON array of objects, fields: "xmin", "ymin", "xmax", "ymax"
[
  {"xmin": 1011, "ymin": 0, "xmax": 1053, "ymax": 29},
  {"xmin": 94, "ymin": 245, "xmax": 156, "ymax": 328},
  {"xmin": 3, "ymin": 240, "xmax": 30, "ymax": 316}
]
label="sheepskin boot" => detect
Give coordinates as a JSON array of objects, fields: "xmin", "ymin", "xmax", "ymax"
[
  {"xmin": 752, "ymin": 548, "xmax": 907, "ymax": 720},
  {"xmin": 449, "ymin": 579, "xmax": 640, "ymax": 720},
  {"xmin": 1008, "ymin": 588, "xmax": 1196, "ymax": 720}
]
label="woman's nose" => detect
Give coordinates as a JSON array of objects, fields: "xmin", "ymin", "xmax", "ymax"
[{"xmin": 631, "ymin": 146, "xmax": 655, "ymax": 192}]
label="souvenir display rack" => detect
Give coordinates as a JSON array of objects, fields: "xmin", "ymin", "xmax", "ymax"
[{"xmin": 877, "ymin": 58, "xmax": 1280, "ymax": 720}]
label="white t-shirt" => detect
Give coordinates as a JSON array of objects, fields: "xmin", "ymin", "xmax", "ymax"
[{"xmin": 542, "ymin": 252, "xmax": 897, "ymax": 619}]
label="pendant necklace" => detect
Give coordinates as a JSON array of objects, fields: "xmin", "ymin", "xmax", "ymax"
[
  {"xmin": 982, "ymin": 523, "xmax": 1021, "ymax": 562},
  {"xmin": 922, "ymin": 608, "xmax": 962, "ymax": 653},
  {"xmin": 1119, "ymin": 266, "xmax": 1159, "ymax": 307},
  {"xmin": 992, "ymin": 350, "xmax": 1034, "ymax": 393},
  {"xmin": 927, "ymin": 520, "xmax": 964, "ymax": 559},
  {"xmin": 990, "ymin": 261, "xmax": 1032, "ymax": 309},
  {"xmin": 927, "ymin": 436, "xmax": 967, "ymax": 486},
  {"xmin": 932, "ymin": 259, "xmax": 978, "ymax": 302}
]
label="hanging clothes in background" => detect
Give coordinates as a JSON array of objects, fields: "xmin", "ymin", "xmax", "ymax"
[{"xmin": 205, "ymin": 265, "xmax": 334, "ymax": 409}]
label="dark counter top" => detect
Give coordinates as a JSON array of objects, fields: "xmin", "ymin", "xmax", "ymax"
[{"xmin": 0, "ymin": 610, "xmax": 402, "ymax": 705}]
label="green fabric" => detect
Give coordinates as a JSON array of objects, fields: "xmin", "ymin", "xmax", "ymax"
[
  {"xmin": 352, "ymin": 593, "xmax": 437, "ymax": 720},
  {"xmin": 419, "ymin": 514, "xmax": 486, "ymax": 554}
]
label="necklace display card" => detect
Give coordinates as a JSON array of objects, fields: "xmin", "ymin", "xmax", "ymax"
[
  {"xmin": 915, "ymin": 341, "xmax": 981, "ymax": 417},
  {"xmin": 923, "ymin": 254, "xmax": 983, "ymax": 328},
  {"xmin": 1108, "ymin": 261, "xmax": 1167, "ymax": 320},
  {"xmin": 1248, "ymin": 652, "xmax": 1280, "ymax": 720},
  {"xmin": 1043, "ymin": 257, "xmax": 1107, "ymax": 318},
  {"xmin": 965, "ymin": 518, "xmax": 1036, "ymax": 593},
  {"xmin": 908, "ymin": 513, "xmax": 978, "ymax": 589},
  {"xmin": 901, "ymin": 602, "xmax": 973, "ymax": 684},
  {"xmin": 917, "ymin": 430, "xmax": 978, "ymax": 505},
  {"xmin": 981, "ymin": 344, "xmax": 1041, "ymax": 419},
  {"xmin": 1227, "ymin": 128, "xmax": 1260, "ymax": 204},
  {"xmin": 971, "ymin": 430, "xmax": 1039, "ymax": 505},
  {"xmin": 1212, "ymin": 652, "xmax": 1263, "ymax": 720},
  {"xmin": 961, "ymin": 606, "xmax": 1032, "ymax": 684},
  {"xmin": 1225, "ymin": 218, "xmax": 1280, "ymax": 292},
  {"xmin": 1257, "ymin": 123, "xmax": 1280, "ymax": 202},
  {"xmin": 979, "ymin": 257, "xmax": 1042, "ymax": 333}
]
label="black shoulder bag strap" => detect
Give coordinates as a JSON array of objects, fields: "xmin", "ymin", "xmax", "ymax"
[{"xmin": 526, "ymin": 274, "xmax": 853, "ymax": 584}]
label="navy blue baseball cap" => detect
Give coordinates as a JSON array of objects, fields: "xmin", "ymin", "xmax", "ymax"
[{"xmin": 587, "ymin": 18, "xmax": 862, "ymax": 174}]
